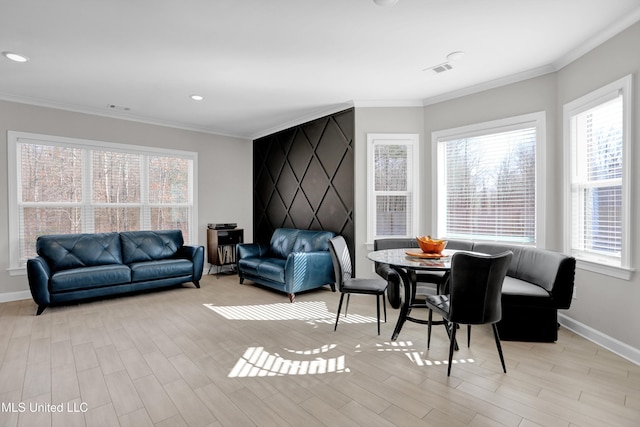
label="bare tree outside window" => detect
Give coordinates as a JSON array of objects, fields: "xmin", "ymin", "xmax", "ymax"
[
  {"xmin": 375, "ymin": 144, "xmax": 409, "ymax": 236},
  {"xmin": 439, "ymin": 125, "xmax": 537, "ymax": 244},
  {"xmin": 15, "ymin": 136, "xmax": 195, "ymax": 264}
]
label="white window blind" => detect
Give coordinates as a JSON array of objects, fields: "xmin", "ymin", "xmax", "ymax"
[
  {"xmin": 367, "ymin": 134, "xmax": 419, "ymax": 241},
  {"xmin": 9, "ymin": 132, "xmax": 196, "ymax": 270},
  {"xmin": 570, "ymin": 94, "xmax": 623, "ymax": 258},
  {"xmin": 435, "ymin": 114, "xmax": 542, "ymax": 244},
  {"xmin": 375, "ymin": 144, "xmax": 411, "ymax": 236},
  {"xmin": 563, "ymin": 75, "xmax": 632, "ymax": 278}
]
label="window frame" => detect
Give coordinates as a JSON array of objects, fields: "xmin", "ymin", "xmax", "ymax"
[
  {"xmin": 562, "ymin": 74, "xmax": 634, "ymax": 280},
  {"xmin": 431, "ymin": 112, "xmax": 546, "ymax": 247},
  {"xmin": 7, "ymin": 131, "xmax": 198, "ymax": 275},
  {"xmin": 366, "ymin": 133, "xmax": 420, "ymax": 243}
]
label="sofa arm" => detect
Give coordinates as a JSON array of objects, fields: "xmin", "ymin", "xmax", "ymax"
[
  {"xmin": 551, "ymin": 256, "xmax": 576, "ymax": 309},
  {"xmin": 509, "ymin": 246, "xmax": 577, "ymax": 310},
  {"xmin": 177, "ymin": 245, "xmax": 205, "ymax": 281},
  {"xmin": 284, "ymin": 251, "xmax": 335, "ymax": 294},
  {"xmin": 27, "ymin": 256, "xmax": 52, "ymax": 308},
  {"xmin": 236, "ymin": 243, "xmax": 270, "ymax": 260}
]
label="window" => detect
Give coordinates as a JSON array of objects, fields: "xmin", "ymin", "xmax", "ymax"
[
  {"xmin": 432, "ymin": 112, "xmax": 545, "ymax": 245},
  {"xmin": 8, "ymin": 131, "xmax": 197, "ymax": 272},
  {"xmin": 367, "ymin": 134, "xmax": 419, "ymax": 242},
  {"xmin": 563, "ymin": 75, "xmax": 633, "ymax": 279}
]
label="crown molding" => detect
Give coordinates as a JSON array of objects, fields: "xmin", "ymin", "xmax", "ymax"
[
  {"xmin": 421, "ymin": 64, "xmax": 557, "ymax": 107},
  {"xmin": 553, "ymin": 6, "xmax": 640, "ymax": 70},
  {"xmin": 352, "ymin": 99, "xmax": 424, "ymax": 108},
  {"xmin": 0, "ymin": 92, "xmax": 250, "ymax": 140},
  {"xmin": 422, "ymin": 8, "xmax": 640, "ymax": 108},
  {"xmin": 249, "ymin": 101, "xmax": 355, "ymax": 140}
]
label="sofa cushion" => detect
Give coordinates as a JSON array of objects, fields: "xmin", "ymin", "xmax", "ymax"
[
  {"xmin": 237, "ymin": 257, "xmax": 261, "ymax": 276},
  {"xmin": 513, "ymin": 247, "xmax": 571, "ymax": 294},
  {"xmin": 501, "ymin": 276, "xmax": 554, "ymax": 307},
  {"xmin": 268, "ymin": 228, "xmax": 334, "ymax": 259},
  {"xmin": 269, "ymin": 229, "xmax": 298, "ymax": 259},
  {"xmin": 120, "ymin": 230, "xmax": 184, "ymax": 264},
  {"xmin": 37, "ymin": 232, "xmax": 123, "ymax": 271},
  {"xmin": 50, "ymin": 264, "xmax": 131, "ymax": 292},
  {"xmin": 256, "ymin": 258, "xmax": 286, "ymax": 283},
  {"xmin": 471, "ymin": 242, "xmax": 524, "ymax": 278},
  {"xmin": 129, "ymin": 259, "xmax": 193, "ymax": 282},
  {"xmin": 292, "ymin": 230, "xmax": 334, "ymax": 252},
  {"xmin": 238, "ymin": 257, "xmax": 286, "ymax": 283}
]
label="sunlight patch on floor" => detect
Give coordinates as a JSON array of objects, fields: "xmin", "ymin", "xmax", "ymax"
[
  {"xmin": 228, "ymin": 346, "xmax": 350, "ymax": 378},
  {"xmin": 406, "ymin": 351, "xmax": 476, "ymax": 367},
  {"xmin": 204, "ymin": 300, "xmax": 378, "ymax": 324}
]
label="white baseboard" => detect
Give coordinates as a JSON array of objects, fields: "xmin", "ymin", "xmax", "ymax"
[
  {"xmin": 0, "ymin": 290, "xmax": 32, "ymax": 304},
  {"xmin": 559, "ymin": 313, "xmax": 640, "ymax": 366}
]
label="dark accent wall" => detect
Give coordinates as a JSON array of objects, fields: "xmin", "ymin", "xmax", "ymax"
[{"xmin": 253, "ymin": 108, "xmax": 355, "ymax": 263}]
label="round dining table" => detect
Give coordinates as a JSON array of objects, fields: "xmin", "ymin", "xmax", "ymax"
[{"xmin": 367, "ymin": 248, "xmax": 458, "ymax": 341}]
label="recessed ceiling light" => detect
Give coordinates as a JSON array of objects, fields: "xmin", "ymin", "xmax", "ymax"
[
  {"xmin": 2, "ymin": 51, "xmax": 29, "ymax": 63},
  {"xmin": 190, "ymin": 95, "xmax": 204, "ymax": 101},
  {"xmin": 373, "ymin": 0, "xmax": 398, "ymax": 6}
]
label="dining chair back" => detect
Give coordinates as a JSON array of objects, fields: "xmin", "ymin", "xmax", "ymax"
[
  {"xmin": 426, "ymin": 250, "xmax": 513, "ymax": 376},
  {"xmin": 329, "ymin": 236, "xmax": 388, "ymax": 335}
]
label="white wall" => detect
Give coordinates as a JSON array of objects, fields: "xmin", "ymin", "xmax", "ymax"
[
  {"xmin": 555, "ymin": 22, "xmax": 640, "ymax": 359},
  {"xmin": 353, "ymin": 106, "xmax": 425, "ymax": 276},
  {"xmin": 353, "ymin": 22, "xmax": 640, "ymax": 361},
  {"xmin": 0, "ymin": 100, "xmax": 253, "ymax": 300}
]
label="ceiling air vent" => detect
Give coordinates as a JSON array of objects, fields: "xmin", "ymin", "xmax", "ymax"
[
  {"xmin": 424, "ymin": 62, "xmax": 453, "ymax": 75},
  {"xmin": 107, "ymin": 104, "xmax": 131, "ymax": 112}
]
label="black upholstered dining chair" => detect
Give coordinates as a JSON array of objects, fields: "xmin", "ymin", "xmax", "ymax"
[
  {"xmin": 329, "ymin": 236, "xmax": 388, "ymax": 335},
  {"xmin": 426, "ymin": 250, "xmax": 513, "ymax": 376}
]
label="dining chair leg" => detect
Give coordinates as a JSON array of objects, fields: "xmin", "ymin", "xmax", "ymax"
[
  {"xmin": 376, "ymin": 294, "xmax": 381, "ymax": 335},
  {"xmin": 467, "ymin": 325, "xmax": 472, "ymax": 347},
  {"xmin": 447, "ymin": 322, "xmax": 458, "ymax": 377},
  {"xmin": 345, "ymin": 294, "xmax": 351, "ymax": 317},
  {"xmin": 427, "ymin": 309, "xmax": 433, "ymax": 349},
  {"xmin": 444, "ymin": 321, "xmax": 460, "ymax": 352},
  {"xmin": 382, "ymin": 293, "xmax": 387, "ymax": 322},
  {"xmin": 491, "ymin": 323, "xmax": 507, "ymax": 373},
  {"xmin": 334, "ymin": 293, "xmax": 345, "ymax": 331}
]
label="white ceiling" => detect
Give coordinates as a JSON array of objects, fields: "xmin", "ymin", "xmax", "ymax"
[{"xmin": 1, "ymin": 0, "xmax": 639, "ymax": 139}]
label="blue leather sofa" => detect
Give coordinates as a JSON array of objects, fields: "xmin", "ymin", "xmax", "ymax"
[
  {"xmin": 236, "ymin": 228, "xmax": 336, "ymax": 301},
  {"xmin": 27, "ymin": 230, "xmax": 204, "ymax": 315},
  {"xmin": 374, "ymin": 238, "xmax": 575, "ymax": 342}
]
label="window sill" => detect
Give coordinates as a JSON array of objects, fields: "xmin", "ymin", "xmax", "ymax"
[
  {"xmin": 575, "ymin": 259, "xmax": 634, "ymax": 280},
  {"xmin": 8, "ymin": 267, "xmax": 27, "ymax": 277}
]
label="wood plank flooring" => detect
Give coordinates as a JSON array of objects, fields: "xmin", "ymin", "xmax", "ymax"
[{"xmin": 0, "ymin": 273, "xmax": 638, "ymax": 426}]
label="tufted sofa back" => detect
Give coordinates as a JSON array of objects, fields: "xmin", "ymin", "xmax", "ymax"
[
  {"xmin": 36, "ymin": 230, "xmax": 186, "ymax": 271},
  {"xmin": 120, "ymin": 230, "xmax": 184, "ymax": 264},
  {"xmin": 269, "ymin": 228, "xmax": 335, "ymax": 259},
  {"xmin": 37, "ymin": 232, "xmax": 123, "ymax": 271}
]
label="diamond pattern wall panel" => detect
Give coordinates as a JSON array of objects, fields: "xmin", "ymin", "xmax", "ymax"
[{"xmin": 253, "ymin": 108, "xmax": 355, "ymax": 267}]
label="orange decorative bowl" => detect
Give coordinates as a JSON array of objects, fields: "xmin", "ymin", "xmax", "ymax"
[{"xmin": 416, "ymin": 236, "xmax": 447, "ymax": 254}]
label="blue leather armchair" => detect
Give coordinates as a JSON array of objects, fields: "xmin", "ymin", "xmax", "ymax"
[
  {"xmin": 236, "ymin": 228, "xmax": 336, "ymax": 301},
  {"xmin": 27, "ymin": 230, "xmax": 204, "ymax": 315}
]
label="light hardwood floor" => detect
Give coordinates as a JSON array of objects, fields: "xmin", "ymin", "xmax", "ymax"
[{"xmin": 1, "ymin": 273, "xmax": 639, "ymax": 427}]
